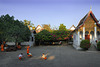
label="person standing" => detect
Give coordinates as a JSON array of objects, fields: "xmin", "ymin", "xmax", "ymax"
[
  {"xmin": 27, "ymin": 45, "xmax": 32, "ymax": 57},
  {"xmin": 27, "ymin": 45, "xmax": 30, "ymax": 55},
  {"xmin": 1, "ymin": 43, "xmax": 4, "ymax": 51}
]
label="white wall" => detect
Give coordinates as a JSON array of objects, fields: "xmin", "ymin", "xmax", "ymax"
[
  {"xmin": 21, "ymin": 42, "xmax": 29, "ymax": 46},
  {"xmin": 73, "ymin": 32, "xmax": 78, "ymax": 49},
  {"xmin": 73, "ymin": 31, "xmax": 82, "ymax": 50},
  {"xmin": 6, "ymin": 33, "xmax": 35, "ymax": 47}
]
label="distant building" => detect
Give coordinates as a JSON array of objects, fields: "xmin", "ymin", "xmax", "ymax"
[
  {"xmin": 69, "ymin": 25, "xmax": 76, "ymax": 31},
  {"xmin": 35, "ymin": 25, "xmax": 44, "ymax": 33},
  {"xmin": 73, "ymin": 9, "xmax": 100, "ymax": 50}
]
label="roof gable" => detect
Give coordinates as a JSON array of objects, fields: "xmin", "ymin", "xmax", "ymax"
[{"xmin": 75, "ymin": 10, "xmax": 99, "ymax": 30}]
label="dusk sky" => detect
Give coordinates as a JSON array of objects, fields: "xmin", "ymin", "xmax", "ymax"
[{"xmin": 0, "ymin": 0, "xmax": 100, "ymax": 29}]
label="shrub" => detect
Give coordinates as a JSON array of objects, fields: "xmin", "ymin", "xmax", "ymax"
[
  {"xmin": 35, "ymin": 29, "xmax": 71, "ymax": 45},
  {"xmin": 51, "ymin": 30, "xmax": 71, "ymax": 41},
  {"xmin": 97, "ymin": 41, "xmax": 100, "ymax": 50},
  {"xmin": 35, "ymin": 30, "xmax": 71, "ymax": 42},
  {"xmin": 80, "ymin": 40, "xmax": 91, "ymax": 49},
  {"xmin": 35, "ymin": 30, "xmax": 52, "ymax": 41}
]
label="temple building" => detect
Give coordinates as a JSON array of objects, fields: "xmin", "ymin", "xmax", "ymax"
[
  {"xmin": 35, "ymin": 25, "xmax": 44, "ymax": 33},
  {"xmin": 73, "ymin": 9, "xmax": 100, "ymax": 50},
  {"xmin": 69, "ymin": 25, "xmax": 76, "ymax": 31}
]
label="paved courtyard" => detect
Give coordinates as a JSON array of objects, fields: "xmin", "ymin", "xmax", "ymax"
[{"xmin": 0, "ymin": 45, "xmax": 100, "ymax": 67}]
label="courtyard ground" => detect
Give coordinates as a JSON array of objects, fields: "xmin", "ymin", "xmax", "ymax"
[{"xmin": 0, "ymin": 45, "xmax": 100, "ymax": 67}]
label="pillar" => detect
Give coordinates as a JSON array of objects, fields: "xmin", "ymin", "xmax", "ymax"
[
  {"xmin": 94, "ymin": 23, "xmax": 97, "ymax": 40},
  {"xmin": 78, "ymin": 30, "xmax": 80, "ymax": 46},
  {"xmin": 83, "ymin": 27, "xmax": 85, "ymax": 40}
]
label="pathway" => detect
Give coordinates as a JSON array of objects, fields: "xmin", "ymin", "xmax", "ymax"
[
  {"xmin": 0, "ymin": 45, "xmax": 100, "ymax": 67},
  {"xmin": 88, "ymin": 44, "xmax": 97, "ymax": 51}
]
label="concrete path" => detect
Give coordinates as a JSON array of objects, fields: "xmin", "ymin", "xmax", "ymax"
[
  {"xmin": 88, "ymin": 44, "xmax": 97, "ymax": 51},
  {"xmin": 0, "ymin": 45, "xmax": 100, "ymax": 67}
]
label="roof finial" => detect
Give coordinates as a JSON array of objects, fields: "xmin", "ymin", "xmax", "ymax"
[{"xmin": 90, "ymin": 6, "xmax": 92, "ymax": 11}]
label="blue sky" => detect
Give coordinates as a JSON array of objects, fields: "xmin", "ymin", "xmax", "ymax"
[{"xmin": 0, "ymin": 0, "xmax": 100, "ymax": 29}]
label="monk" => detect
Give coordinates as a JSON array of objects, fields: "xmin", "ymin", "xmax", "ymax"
[
  {"xmin": 1, "ymin": 44, "xmax": 4, "ymax": 51},
  {"xmin": 18, "ymin": 53, "xmax": 23, "ymax": 60},
  {"xmin": 27, "ymin": 53, "xmax": 32, "ymax": 57},
  {"xmin": 17, "ymin": 45, "xmax": 21, "ymax": 50},
  {"xmin": 27, "ymin": 45, "xmax": 32, "ymax": 57},
  {"xmin": 27, "ymin": 45, "xmax": 30, "ymax": 55},
  {"xmin": 41, "ymin": 53, "xmax": 47, "ymax": 60}
]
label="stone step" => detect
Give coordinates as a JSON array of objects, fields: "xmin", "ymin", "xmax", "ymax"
[{"xmin": 88, "ymin": 44, "xmax": 97, "ymax": 51}]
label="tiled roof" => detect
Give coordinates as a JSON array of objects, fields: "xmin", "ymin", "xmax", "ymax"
[
  {"xmin": 77, "ymin": 14, "xmax": 88, "ymax": 27},
  {"xmin": 74, "ymin": 10, "xmax": 99, "ymax": 31}
]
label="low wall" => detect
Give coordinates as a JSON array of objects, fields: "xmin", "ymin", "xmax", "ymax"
[
  {"xmin": 6, "ymin": 42, "xmax": 15, "ymax": 45},
  {"xmin": 5, "ymin": 41, "xmax": 34, "ymax": 47},
  {"xmin": 21, "ymin": 42, "xmax": 29, "ymax": 46},
  {"xmin": 21, "ymin": 41, "xmax": 34, "ymax": 47}
]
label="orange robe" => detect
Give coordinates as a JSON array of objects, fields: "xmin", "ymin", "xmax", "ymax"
[
  {"xmin": 17, "ymin": 45, "xmax": 21, "ymax": 49},
  {"xmin": 19, "ymin": 57, "xmax": 22, "ymax": 60},
  {"xmin": 1, "ymin": 44, "xmax": 4, "ymax": 51},
  {"xmin": 28, "ymin": 54, "xmax": 32, "ymax": 57},
  {"xmin": 27, "ymin": 48, "xmax": 29, "ymax": 54},
  {"xmin": 27, "ymin": 46, "xmax": 30, "ymax": 53},
  {"xmin": 44, "ymin": 57, "xmax": 47, "ymax": 60},
  {"xmin": 27, "ymin": 46, "xmax": 30, "ymax": 49}
]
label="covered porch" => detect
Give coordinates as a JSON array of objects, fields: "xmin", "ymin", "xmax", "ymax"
[{"xmin": 73, "ymin": 25, "xmax": 100, "ymax": 50}]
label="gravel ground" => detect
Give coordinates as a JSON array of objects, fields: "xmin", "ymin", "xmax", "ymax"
[{"xmin": 0, "ymin": 45, "xmax": 100, "ymax": 67}]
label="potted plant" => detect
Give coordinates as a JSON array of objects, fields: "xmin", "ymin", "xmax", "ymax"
[
  {"xmin": 97, "ymin": 41, "xmax": 100, "ymax": 50},
  {"xmin": 80, "ymin": 40, "xmax": 91, "ymax": 50}
]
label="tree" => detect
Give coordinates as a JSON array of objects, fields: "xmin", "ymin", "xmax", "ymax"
[
  {"xmin": 59, "ymin": 24, "xmax": 67, "ymax": 31},
  {"xmin": 35, "ymin": 29, "xmax": 52, "ymax": 45},
  {"xmin": 42, "ymin": 24, "xmax": 52, "ymax": 32},
  {"xmin": 24, "ymin": 20, "xmax": 35, "ymax": 30},
  {"xmin": 24, "ymin": 20, "xmax": 31, "ymax": 30},
  {"xmin": 35, "ymin": 29, "xmax": 71, "ymax": 44},
  {"xmin": 52, "ymin": 26, "xmax": 59, "ymax": 31},
  {"xmin": 0, "ymin": 14, "xmax": 31, "ymax": 43},
  {"xmin": 24, "ymin": 20, "xmax": 30, "ymax": 26},
  {"xmin": 0, "ymin": 14, "xmax": 15, "ymax": 41},
  {"xmin": 31, "ymin": 23, "xmax": 35, "ymax": 30}
]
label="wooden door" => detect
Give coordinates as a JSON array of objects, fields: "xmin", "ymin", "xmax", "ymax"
[{"xmin": 85, "ymin": 35, "xmax": 90, "ymax": 40}]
